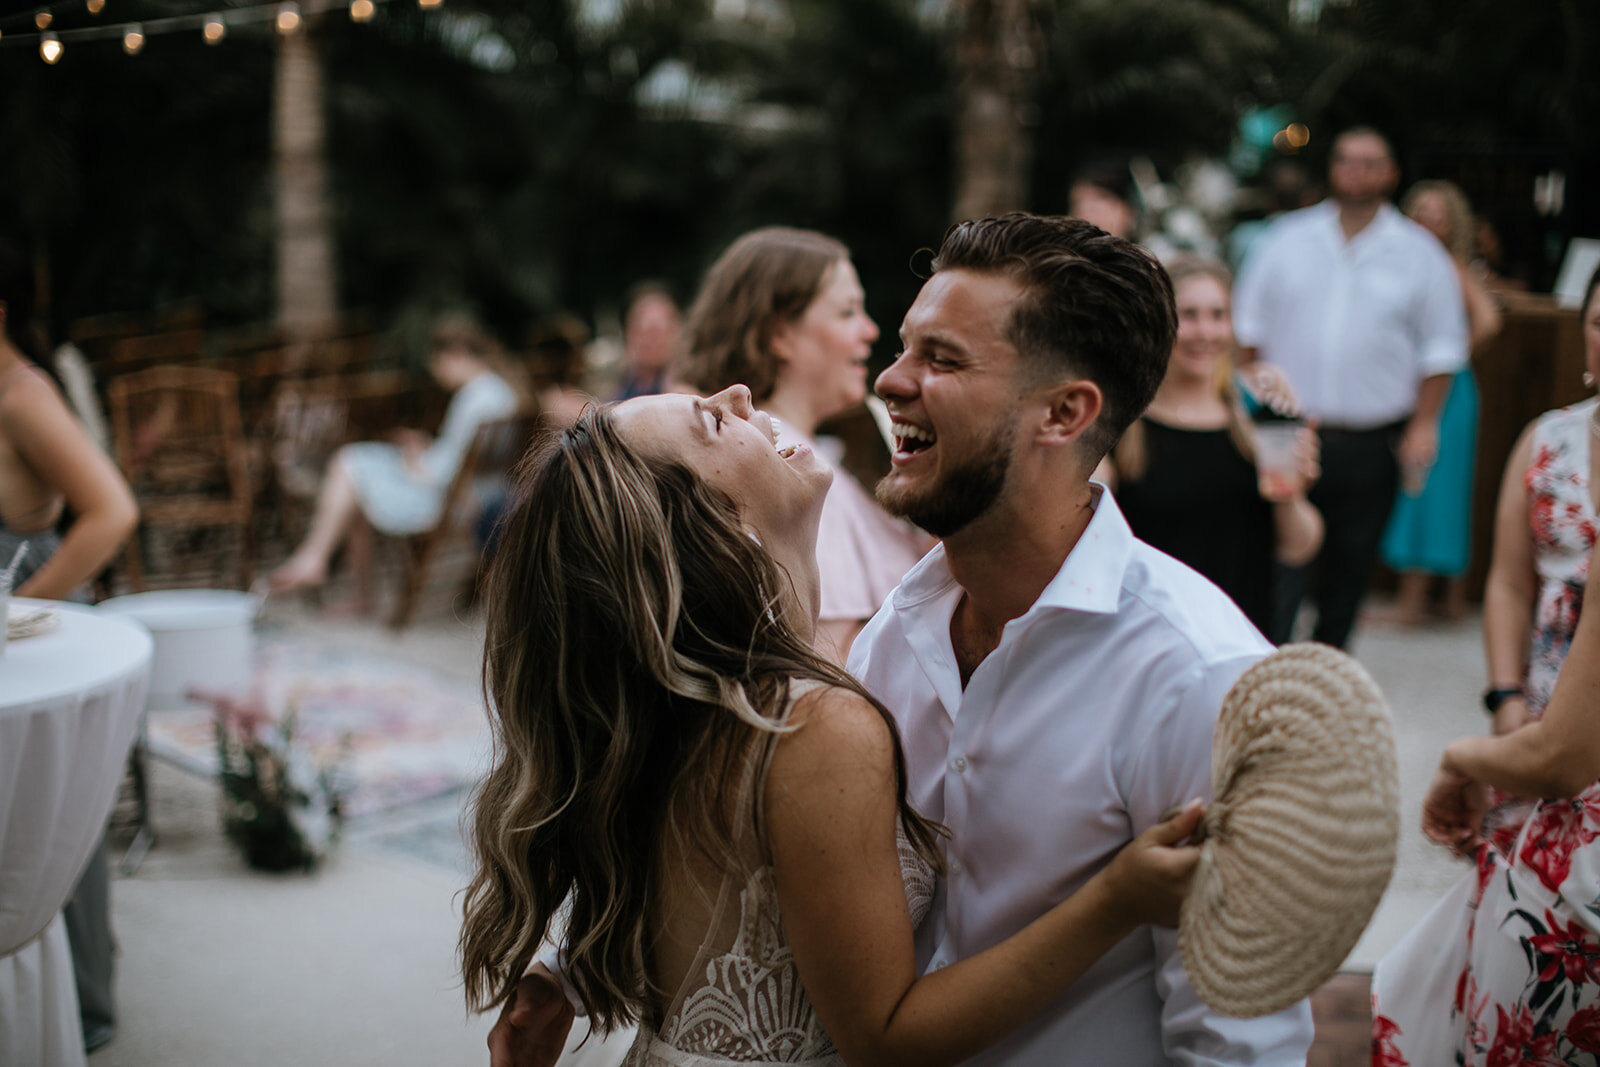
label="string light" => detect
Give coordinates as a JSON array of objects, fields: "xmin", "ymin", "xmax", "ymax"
[
  {"xmin": 6, "ymin": 0, "xmax": 463, "ymax": 59},
  {"xmin": 1286, "ymin": 123, "xmax": 1310, "ymax": 148}
]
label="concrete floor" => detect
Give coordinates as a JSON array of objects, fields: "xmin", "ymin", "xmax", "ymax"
[{"xmin": 87, "ymin": 597, "xmax": 1483, "ymax": 1066}]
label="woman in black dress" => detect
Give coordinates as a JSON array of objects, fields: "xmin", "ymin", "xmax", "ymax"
[{"xmin": 1100, "ymin": 257, "xmax": 1322, "ymax": 640}]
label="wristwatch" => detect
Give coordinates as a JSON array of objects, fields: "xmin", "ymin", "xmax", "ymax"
[{"xmin": 1482, "ymin": 686, "xmax": 1524, "ymax": 714}]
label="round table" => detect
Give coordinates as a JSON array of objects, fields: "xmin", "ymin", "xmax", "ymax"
[{"xmin": 1, "ymin": 599, "xmax": 152, "ymax": 1067}]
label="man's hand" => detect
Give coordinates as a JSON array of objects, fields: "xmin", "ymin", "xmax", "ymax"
[
  {"xmin": 1420, "ymin": 757, "xmax": 1489, "ymax": 858},
  {"xmin": 488, "ymin": 966, "xmax": 576, "ymax": 1067},
  {"xmin": 1397, "ymin": 418, "xmax": 1439, "ymax": 495}
]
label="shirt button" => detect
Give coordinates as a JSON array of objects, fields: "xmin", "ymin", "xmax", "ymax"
[
  {"xmin": 932, "ymin": 960, "xmax": 948, "ymax": 971},
  {"xmin": 949, "ymin": 858, "xmax": 964, "ymax": 875},
  {"xmin": 951, "ymin": 756, "xmax": 968, "ymax": 772}
]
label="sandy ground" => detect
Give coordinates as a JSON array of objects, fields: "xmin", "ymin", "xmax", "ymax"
[{"xmin": 85, "ymin": 597, "xmax": 1483, "ymax": 1066}]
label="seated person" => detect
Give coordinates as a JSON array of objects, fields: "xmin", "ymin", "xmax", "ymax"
[{"xmin": 265, "ymin": 315, "xmax": 520, "ymax": 598}]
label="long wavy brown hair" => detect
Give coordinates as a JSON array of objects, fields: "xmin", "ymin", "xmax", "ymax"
[
  {"xmin": 458, "ymin": 407, "xmax": 941, "ymax": 1030},
  {"xmin": 677, "ymin": 227, "xmax": 849, "ymax": 401}
]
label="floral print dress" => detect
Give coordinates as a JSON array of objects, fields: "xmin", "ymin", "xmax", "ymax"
[{"xmin": 1372, "ymin": 398, "xmax": 1598, "ymax": 1066}]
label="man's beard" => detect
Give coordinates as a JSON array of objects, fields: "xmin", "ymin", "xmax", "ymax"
[{"xmin": 875, "ymin": 421, "xmax": 1014, "ymax": 539}]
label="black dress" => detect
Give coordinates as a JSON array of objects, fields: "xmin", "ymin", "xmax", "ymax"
[{"xmin": 1114, "ymin": 417, "xmax": 1276, "ymax": 637}]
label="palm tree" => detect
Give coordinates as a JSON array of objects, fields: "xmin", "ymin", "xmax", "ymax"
[
  {"xmin": 273, "ymin": 17, "xmax": 338, "ymax": 359},
  {"xmin": 949, "ymin": 0, "xmax": 1045, "ymax": 220}
]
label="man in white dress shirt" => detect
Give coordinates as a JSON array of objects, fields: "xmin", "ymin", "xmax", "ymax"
[
  {"xmin": 851, "ymin": 213, "xmax": 1312, "ymax": 1064},
  {"xmin": 490, "ymin": 215, "xmax": 1314, "ymax": 1065},
  {"xmin": 1232, "ymin": 126, "xmax": 1467, "ymax": 648}
]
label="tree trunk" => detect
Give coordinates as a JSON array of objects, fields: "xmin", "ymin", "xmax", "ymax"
[
  {"xmin": 950, "ymin": 0, "xmax": 1043, "ymax": 222},
  {"xmin": 273, "ymin": 21, "xmax": 337, "ymax": 363}
]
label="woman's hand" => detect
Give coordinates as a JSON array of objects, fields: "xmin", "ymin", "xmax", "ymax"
[
  {"xmin": 1290, "ymin": 425, "xmax": 1321, "ymax": 496},
  {"xmin": 1238, "ymin": 363, "xmax": 1302, "ymax": 418},
  {"xmin": 1102, "ymin": 800, "xmax": 1204, "ymax": 928},
  {"xmin": 1421, "ymin": 753, "xmax": 1489, "ymax": 858}
]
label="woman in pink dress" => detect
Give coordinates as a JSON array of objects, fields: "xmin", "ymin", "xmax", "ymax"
[
  {"xmin": 678, "ymin": 228, "xmax": 931, "ymax": 663},
  {"xmin": 1371, "ymin": 265, "xmax": 1600, "ymax": 1064}
]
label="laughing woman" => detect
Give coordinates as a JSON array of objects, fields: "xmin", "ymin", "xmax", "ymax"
[{"xmin": 461, "ymin": 386, "xmax": 1202, "ymax": 1067}]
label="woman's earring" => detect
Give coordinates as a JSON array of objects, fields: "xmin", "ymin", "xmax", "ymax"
[{"xmin": 1585, "ymin": 371, "xmax": 1597, "ymax": 390}]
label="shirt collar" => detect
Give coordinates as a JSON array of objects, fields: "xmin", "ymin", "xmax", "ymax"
[{"xmin": 890, "ymin": 483, "xmax": 1131, "ymax": 619}]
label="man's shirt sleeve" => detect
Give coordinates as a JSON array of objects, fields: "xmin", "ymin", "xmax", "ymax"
[{"xmin": 1124, "ymin": 655, "xmax": 1315, "ymax": 1066}]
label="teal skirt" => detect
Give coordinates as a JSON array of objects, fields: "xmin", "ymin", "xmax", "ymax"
[{"xmin": 1380, "ymin": 367, "xmax": 1478, "ymax": 576}]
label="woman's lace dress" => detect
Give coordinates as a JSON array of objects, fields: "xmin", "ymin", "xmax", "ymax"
[{"xmin": 622, "ymin": 801, "xmax": 935, "ymax": 1066}]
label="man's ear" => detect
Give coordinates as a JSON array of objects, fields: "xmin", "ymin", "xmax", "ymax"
[{"xmin": 1036, "ymin": 378, "xmax": 1103, "ymax": 449}]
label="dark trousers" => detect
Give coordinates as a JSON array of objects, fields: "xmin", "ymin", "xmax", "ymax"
[
  {"xmin": 63, "ymin": 831, "xmax": 116, "ymax": 1052},
  {"xmin": 1271, "ymin": 421, "xmax": 1404, "ymax": 649}
]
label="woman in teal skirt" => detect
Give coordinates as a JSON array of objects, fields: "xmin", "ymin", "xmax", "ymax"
[{"xmin": 1380, "ymin": 181, "xmax": 1502, "ymax": 622}]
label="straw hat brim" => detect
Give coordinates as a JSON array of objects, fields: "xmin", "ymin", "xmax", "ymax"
[{"xmin": 1178, "ymin": 642, "xmax": 1399, "ymax": 1018}]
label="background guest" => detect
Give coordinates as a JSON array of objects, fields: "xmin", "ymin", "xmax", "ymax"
[
  {"xmin": 0, "ymin": 244, "xmax": 138, "ymax": 602},
  {"xmin": 611, "ymin": 281, "xmax": 682, "ymax": 401},
  {"xmin": 1372, "ymin": 541, "xmax": 1600, "ymax": 1062},
  {"xmin": 1473, "ymin": 263, "xmax": 1598, "ymax": 741},
  {"xmin": 1067, "ymin": 159, "xmax": 1138, "ymax": 240},
  {"xmin": 679, "ymin": 227, "xmax": 930, "ymax": 663},
  {"xmin": 264, "ymin": 314, "xmax": 520, "ymax": 605},
  {"xmin": 1099, "ymin": 256, "xmax": 1322, "ymax": 639},
  {"xmin": 1233, "ymin": 126, "xmax": 1468, "ymax": 648},
  {"xmin": 0, "ymin": 241, "xmax": 139, "ymax": 1054},
  {"xmin": 1378, "ymin": 180, "xmax": 1503, "ymax": 625}
]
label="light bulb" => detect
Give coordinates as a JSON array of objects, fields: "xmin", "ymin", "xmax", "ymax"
[
  {"xmin": 203, "ymin": 16, "xmax": 226, "ymax": 42},
  {"xmin": 418, "ymin": 0, "xmax": 442, "ymax": 9},
  {"xmin": 276, "ymin": 3, "xmax": 301, "ymax": 33},
  {"xmin": 350, "ymin": 0, "xmax": 375, "ymax": 20},
  {"xmin": 35, "ymin": 9, "xmax": 52, "ymax": 29},
  {"xmin": 40, "ymin": 32, "xmax": 62, "ymax": 63},
  {"xmin": 123, "ymin": 25, "xmax": 144, "ymax": 53},
  {"xmin": 1286, "ymin": 123, "xmax": 1310, "ymax": 148},
  {"xmin": 86, "ymin": 0, "xmax": 106, "ymax": 13}
]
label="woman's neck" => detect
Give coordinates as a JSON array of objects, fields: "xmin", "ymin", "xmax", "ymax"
[
  {"xmin": 762, "ymin": 384, "xmax": 819, "ymax": 439},
  {"xmin": 1144, "ymin": 372, "xmax": 1229, "ymax": 428},
  {"xmin": 764, "ymin": 534, "xmax": 822, "ymax": 642}
]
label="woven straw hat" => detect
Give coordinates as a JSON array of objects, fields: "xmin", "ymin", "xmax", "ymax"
[{"xmin": 1178, "ymin": 643, "xmax": 1399, "ymax": 1018}]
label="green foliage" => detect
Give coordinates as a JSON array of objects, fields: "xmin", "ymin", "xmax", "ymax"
[{"xmin": 2, "ymin": 0, "xmax": 1595, "ymax": 347}]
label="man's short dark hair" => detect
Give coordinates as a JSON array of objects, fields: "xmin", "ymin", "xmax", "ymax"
[
  {"xmin": 1332, "ymin": 125, "xmax": 1396, "ymax": 164},
  {"xmin": 930, "ymin": 213, "xmax": 1175, "ymax": 458}
]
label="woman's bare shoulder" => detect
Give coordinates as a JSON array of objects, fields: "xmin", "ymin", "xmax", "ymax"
[{"xmin": 772, "ymin": 681, "xmax": 896, "ymax": 781}]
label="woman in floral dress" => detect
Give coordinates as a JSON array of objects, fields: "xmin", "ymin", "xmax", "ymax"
[{"xmin": 1370, "ymin": 265, "xmax": 1600, "ymax": 1064}]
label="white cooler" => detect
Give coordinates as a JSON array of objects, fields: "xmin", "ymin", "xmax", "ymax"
[{"xmin": 98, "ymin": 589, "xmax": 260, "ymax": 710}]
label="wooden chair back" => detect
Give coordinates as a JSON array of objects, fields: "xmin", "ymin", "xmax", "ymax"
[{"xmin": 107, "ymin": 364, "xmax": 254, "ymax": 590}]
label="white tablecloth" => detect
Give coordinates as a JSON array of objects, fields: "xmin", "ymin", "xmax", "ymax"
[{"xmin": 1, "ymin": 599, "xmax": 152, "ymax": 1067}]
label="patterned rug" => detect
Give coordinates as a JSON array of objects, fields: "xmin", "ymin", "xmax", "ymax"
[{"xmin": 145, "ymin": 637, "xmax": 491, "ymax": 818}]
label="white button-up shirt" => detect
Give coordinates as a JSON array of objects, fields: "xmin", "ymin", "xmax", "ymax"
[
  {"xmin": 1232, "ymin": 200, "xmax": 1467, "ymax": 428},
  {"xmin": 849, "ymin": 489, "xmax": 1313, "ymax": 1066}
]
